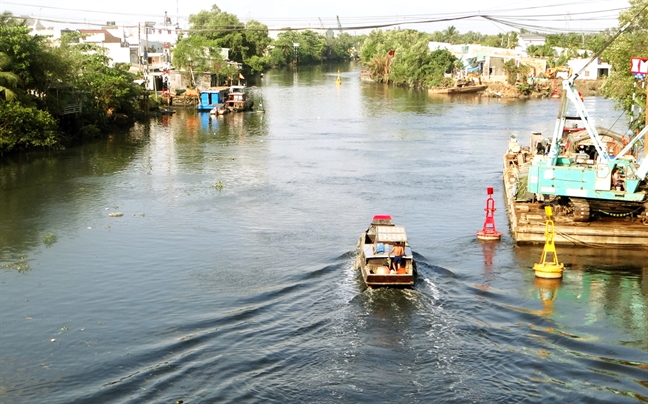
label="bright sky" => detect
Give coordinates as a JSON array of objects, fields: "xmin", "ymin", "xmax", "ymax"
[{"xmin": 2, "ymin": 0, "xmax": 629, "ymax": 35}]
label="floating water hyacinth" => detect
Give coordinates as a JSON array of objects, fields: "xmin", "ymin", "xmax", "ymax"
[
  {"xmin": 42, "ymin": 232, "xmax": 58, "ymax": 247},
  {"xmin": 2, "ymin": 254, "xmax": 30, "ymax": 272},
  {"xmin": 213, "ymin": 180, "xmax": 224, "ymax": 191}
]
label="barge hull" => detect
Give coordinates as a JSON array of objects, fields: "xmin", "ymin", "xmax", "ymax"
[{"xmin": 503, "ymin": 153, "xmax": 648, "ymax": 247}]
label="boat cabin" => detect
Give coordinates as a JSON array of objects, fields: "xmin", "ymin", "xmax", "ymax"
[{"xmin": 197, "ymin": 87, "xmax": 229, "ymax": 111}]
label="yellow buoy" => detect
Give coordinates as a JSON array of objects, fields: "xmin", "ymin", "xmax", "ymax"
[
  {"xmin": 533, "ymin": 206, "xmax": 564, "ymax": 278},
  {"xmin": 336, "ymin": 70, "xmax": 342, "ymax": 86}
]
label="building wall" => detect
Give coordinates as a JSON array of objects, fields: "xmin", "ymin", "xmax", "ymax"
[
  {"xmin": 87, "ymin": 43, "xmax": 130, "ymax": 66},
  {"xmin": 567, "ymin": 58, "xmax": 611, "ymax": 80}
]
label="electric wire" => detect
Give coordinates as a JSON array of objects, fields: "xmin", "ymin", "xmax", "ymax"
[
  {"xmin": 571, "ymin": 2, "xmax": 648, "ymax": 79},
  {"xmin": 3, "ymin": 1, "xmax": 628, "ymax": 35}
]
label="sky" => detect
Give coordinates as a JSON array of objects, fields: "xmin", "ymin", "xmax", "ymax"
[{"xmin": 1, "ymin": 0, "xmax": 630, "ymax": 35}]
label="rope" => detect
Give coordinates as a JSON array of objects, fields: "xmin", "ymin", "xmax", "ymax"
[{"xmin": 553, "ymin": 229, "xmax": 616, "ymax": 248}]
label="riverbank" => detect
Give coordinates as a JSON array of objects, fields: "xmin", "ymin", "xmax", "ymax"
[{"xmin": 482, "ymin": 78, "xmax": 605, "ymax": 99}]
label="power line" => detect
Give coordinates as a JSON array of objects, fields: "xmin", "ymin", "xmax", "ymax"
[{"xmin": 4, "ymin": 2, "xmax": 628, "ymax": 34}]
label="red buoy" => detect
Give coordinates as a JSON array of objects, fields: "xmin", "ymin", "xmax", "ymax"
[{"xmin": 477, "ymin": 187, "xmax": 502, "ymax": 241}]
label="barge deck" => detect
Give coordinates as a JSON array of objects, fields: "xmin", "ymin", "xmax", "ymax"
[{"xmin": 503, "ymin": 145, "xmax": 648, "ymax": 247}]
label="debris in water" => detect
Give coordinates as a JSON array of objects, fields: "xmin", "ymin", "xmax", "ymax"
[{"xmin": 42, "ymin": 232, "xmax": 58, "ymax": 247}]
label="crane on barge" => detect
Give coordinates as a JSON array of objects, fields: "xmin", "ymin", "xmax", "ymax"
[{"xmin": 526, "ymin": 12, "xmax": 648, "ymax": 222}]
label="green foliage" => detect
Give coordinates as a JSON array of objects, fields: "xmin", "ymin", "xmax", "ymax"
[
  {"xmin": 428, "ymin": 26, "xmax": 519, "ymax": 48},
  {"xmin": 0, "ymin": 52, "xmax": 19, "ymax": 101},
  {"xmin": 189, "ymin": 6, "xmax": 248, "ymax": 63},
  {"xmin": 324, "ymin": 32, "xmax": 359, "ymax": 62},
  {"xmin": 173, "ymin": 35, "xmax": 228, "ymax": 72},
  {"xmin": 0, "ymin": 102, "xmax": 61, "ymax": 154},
  {"xmin": 183, "ymin": 6, "xmax": 273, "ymax": 74},
  {"xmin": 244, "ymin": 55, "xmax": 269, "ymax": 74},
  {"xmin": 526, "ymin": 44, "xmax": 556, "ymax": 57},
  {"xmin": 600, "ymin": 0, "xmax": 648, "ymax": 128},
  {"xmin": 359, "ymin": 29, "xmax": 456, "ymax": 87},
  {"xmin": 0, "ymin": 12, "xmax": 148, "ymax": 153},
  {"xmin": 502, "ymin": 60, "xmax": 531, "ymax": 85},
  {"xmin": 0, "ymin": 22, "xmax": 56, "ymax": 97}
]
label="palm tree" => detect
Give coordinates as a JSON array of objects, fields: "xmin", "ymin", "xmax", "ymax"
[
  {"xmin": 442, "ymin": 26, "xmax": 459, "ymax": 44},
  {"xmin": 0, "ymin": 52, "xmax": 19, "ymax": 101}
]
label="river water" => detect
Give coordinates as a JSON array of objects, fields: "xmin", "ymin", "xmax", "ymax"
[{"xmin": 1, "ymin": 64, "xmax": 647, "ymax": 403}]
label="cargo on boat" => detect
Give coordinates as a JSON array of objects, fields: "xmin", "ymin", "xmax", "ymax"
[{"xmin": 355, "ymin": 215, "xmax": 417, "ymax": 287}]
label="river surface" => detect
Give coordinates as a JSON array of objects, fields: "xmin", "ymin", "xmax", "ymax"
[{"xmin": 1, "ymin": 64, "xmax": 647, "ymax": 403}]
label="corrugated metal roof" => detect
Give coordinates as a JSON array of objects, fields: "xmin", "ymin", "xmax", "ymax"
[{"xmin": 375, "ymin": 226, "xmax": 408, "ymax": 243}]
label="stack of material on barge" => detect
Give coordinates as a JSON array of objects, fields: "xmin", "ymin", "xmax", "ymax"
[{"xmin": 503, "ymin": 77, "xmax": 648, "ymax": 247}]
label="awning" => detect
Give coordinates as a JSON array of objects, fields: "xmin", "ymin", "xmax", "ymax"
[{"xmin": 375, "ymin": 226, "xmax": 408, "ymax": 243}]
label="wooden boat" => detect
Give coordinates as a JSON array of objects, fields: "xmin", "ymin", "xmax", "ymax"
[
  {"xmin": 428, "ymin": 84, "xmax": 488, "ymax": 95},
  {"xmin": 225, "ymin": 85, "xmax": 254, "ymax": 112},
  {"xmin": 355, "ymin": 215, "xmax": 416, "ymax": 287},
  {"xmin": 359, "ymin": 70, "xmax": 375, "ymax": 83},
  {"xmin": 210, "ymin": 106, "xmax": 229, "ymax": 115}
]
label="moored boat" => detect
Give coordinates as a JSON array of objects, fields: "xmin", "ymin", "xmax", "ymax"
[
  {"xmin": 197, "ymin": 86, "xmax": 229, "ymax": 112},
  {"xmin": 210, "ymin": 106, "xmax": 229, "ymax": 115},
  {"xmin": 355, "ymin": 215, "xmax": 416, "ymax": 287},
  {"xmin": 428, "ymin": 84, "xmax": 488, "ymax": 95},
  {"xmin": 225, "ymin": 85, "xmax": 254, "ymax": 112}
]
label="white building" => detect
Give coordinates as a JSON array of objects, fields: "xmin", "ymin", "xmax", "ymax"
[
  {"xmin": 566, "ymin": 58, "xmax": 611, "ymax": 80},
  {"xmin": 518, "ymin": 33, "xmax": 546, "ymax": 52},
  {"xmin": 77, "ymin": 29, "xmax": 131, "ymax": 66}
]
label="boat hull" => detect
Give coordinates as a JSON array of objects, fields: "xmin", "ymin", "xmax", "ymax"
[
  {"xmin": 429, "ymin": 85, "xmax": 487, "ymax": 95},
  {"xmin": 355, "ymin": 218, "xmax": 417, "ymax": 287}
]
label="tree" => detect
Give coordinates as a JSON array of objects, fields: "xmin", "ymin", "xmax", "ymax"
[
  {"xmin": 183, "ymin": 5, "xmax": 272, "ymax": 74},
  {"xmin": 359, "ymin": 29, "xmax": 455, "ymax": 87},
  {"xmin": 173, "ymin": 35, "xmax": 229, "ymax": 74},
  {"xmin": 601, "ymin": 0, "xmax": 648, "ymax": 128},
  {"xmin": 269, "ymin": 30, "xmax": 301, "ymax": 67},
  {"xmin": 442, "ymin": 26, "xmax": 459, "ymax": 43},
  {"xmin": 526, "ymin": 43, "xmax": 557, "ymax": 59},
  {"xmin": 0, "ymin": 102, "xmax": 61, "ymax": 154},
  {"xmin": 0, "ymin": 52, "xmax": 19, "ymax": 101},
  {"xmin": 243, "ymin": 20, "xmax": 272, "ymax": 71}
]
